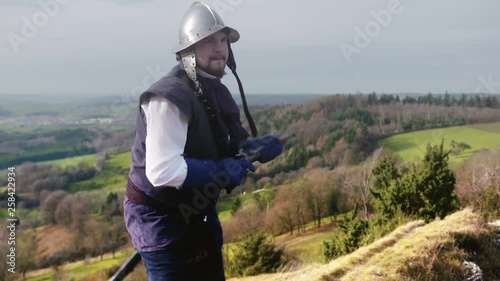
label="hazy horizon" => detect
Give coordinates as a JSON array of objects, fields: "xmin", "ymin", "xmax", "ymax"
[{"xmin": 2, "ymin": 0, "xmax": 500, "ymax": 96}]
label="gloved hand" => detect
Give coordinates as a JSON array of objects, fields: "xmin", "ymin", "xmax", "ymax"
[
  {"xmin": 242, "ymin": 135, "xmax": 284, "ymax": 163},
  {"xmin": 181, "ymin": 158, "xmax": 256, "ymax": 190}
]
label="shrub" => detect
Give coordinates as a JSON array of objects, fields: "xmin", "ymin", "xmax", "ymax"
[
  {"xmin": 226, "ymin": 232, "xmax": 284, "ymax": 277},
  {"xmin": 371, "ymin": 141, "xmax": 459, "ymax": 223},
  {"xmin": 323, "ymin": 204, "xmax": 369, "ymax": 261}
]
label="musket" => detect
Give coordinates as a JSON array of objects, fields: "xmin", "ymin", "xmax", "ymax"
[
  {"xmin": 108, "ymin": 251, "xmax": 141, "ymax": 281},
  {"xmin": 238, "ymin": 132, "xmax": 296, "ymax": 162}
]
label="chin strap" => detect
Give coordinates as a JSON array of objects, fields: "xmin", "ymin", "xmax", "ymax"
[
  {"xmin": 181, "ymin": 45, "xmax": 258, "ymax": 138},
  {"xmin": 181, "ymin": 49, "xmax": 204, "ymax": 97},
  {"xmin": 226, "ymin": 44, "xmax": 258, "ymax": 138}
]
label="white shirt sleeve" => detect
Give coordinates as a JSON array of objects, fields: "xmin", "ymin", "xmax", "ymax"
[{"xmin": 142, "ymin": 95, "xmax": 188, "ymax": 188}]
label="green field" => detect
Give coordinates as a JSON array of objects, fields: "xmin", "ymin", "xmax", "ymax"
[
  {"xmin": 68, "ymin": 152, "xmax": 131, "ymax": 192},
  {"xmin": 379, "ymin": 122, "xmax": 500, "ymax": 164},
  {"xmin": 44, "ymin": 154, "xmax": 97, "ymax": 168},
  {"xmin": 218, "ymin": 192, "xmax": 253, "ymax": 222},
  {"xmin": 26, "ymin": 250, "xmax": 131, "ymax": 281}
]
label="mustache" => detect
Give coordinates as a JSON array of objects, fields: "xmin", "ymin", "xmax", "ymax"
[{"xmin": 210, "ymin": 56, "xmax": 226, "ymax": 60}]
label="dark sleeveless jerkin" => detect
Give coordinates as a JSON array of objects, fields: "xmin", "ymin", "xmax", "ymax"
[{"xmin": 124, "ymin": 64, "xmax": 248, "ymax": 258}]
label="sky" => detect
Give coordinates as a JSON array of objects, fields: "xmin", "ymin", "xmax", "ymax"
[{"xmin": 1, "ymin": 0, "xmax": 500, "ymax": 96}]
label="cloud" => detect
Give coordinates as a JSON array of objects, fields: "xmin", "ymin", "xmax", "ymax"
[{"xmin": 1, "ymin": 0, "xmax": 499, "ymax": 94}]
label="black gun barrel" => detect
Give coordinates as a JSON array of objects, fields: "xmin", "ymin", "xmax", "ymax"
[
  {"xmin": 108, "ymin": 251, "xmax": 141, "ymax": 281},
  {"xmin": 278, "ymin": 132, "xmax": 296, "ymax": 144},
  {"xmin": 246, "ymin": 132, "xmax": 295, "ymax": 162}
]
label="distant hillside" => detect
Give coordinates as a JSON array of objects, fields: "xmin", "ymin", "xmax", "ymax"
[
  {"xmin": 233, "ymin": 93, "xmax": 327, "ymax": 106},
  {"xmin": 7, "ymin": 93, "xmax": 500, "ymax": 281}
]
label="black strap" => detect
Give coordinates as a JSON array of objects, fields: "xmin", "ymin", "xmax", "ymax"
[
  {"xmin": 168, "ymin": 67, "xmax": 230, "ymax": 158},
  {"xmin": 227, "ymin": 44, "xmax": 258, "ymax": 137}
]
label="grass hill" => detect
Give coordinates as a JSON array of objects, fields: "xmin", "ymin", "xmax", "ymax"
[
  {"xmin": 67, "ymin": 152, "xmax": 130, "ymax": 192},
  {"xmin": 379, "ymin": 122, "xmax": 500, "ymax": 165},
  {"xmin": 22, "ymin": 209, "xmax": 499, "ymax": 281},
  {"xmin": 228, "ymin": 209, "xmax": 500, "ymax": 281}
]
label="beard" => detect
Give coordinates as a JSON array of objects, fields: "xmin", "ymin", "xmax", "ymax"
[{"xmin": 198, "ymin": 56, "xmax": 226, "ymax": 77}]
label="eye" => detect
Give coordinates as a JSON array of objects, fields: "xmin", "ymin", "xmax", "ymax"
[{"xmin": 203, "ymin": 38, "xmax": 213, "ymax": 44}]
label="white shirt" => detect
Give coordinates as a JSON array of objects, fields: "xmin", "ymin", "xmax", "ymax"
[
  {"xmin": 143, "ymin": 67, "xmax": 221, "ymax": 188},
  {"xmin": 142, "ymin": 95, "xmax": 189, "ymax": 188}
]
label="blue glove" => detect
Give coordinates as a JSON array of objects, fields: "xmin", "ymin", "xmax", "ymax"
[
  {"xmin": 243, "ymin": 135, "xmax": 284, "ymax": 163},
  {"xmin": 181, "ymin": 158, "xmax": 256, "ymax": 190}
]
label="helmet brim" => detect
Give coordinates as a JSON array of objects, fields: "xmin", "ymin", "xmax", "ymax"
[{"xmin": 172, "ymin": 26, "xmax": 239, "ymax": 54}]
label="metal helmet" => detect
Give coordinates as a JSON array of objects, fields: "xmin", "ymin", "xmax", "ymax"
[
  {"xmin": 172, "ymin": 2, "xmax": 258, "ymax": 137},
  {"xmin": 172, "ymin": 1, "xmax": 240, "ymax": 54}
]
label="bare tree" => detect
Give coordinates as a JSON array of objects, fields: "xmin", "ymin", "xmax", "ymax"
[
  {"xmin": 17, "ymin": 230, "xmax": 38, "ymax": 279},
  {"xmin": 86, "ymin": 219, "xmax": 110, "ymax": 261},
  {"xmin": 227, "ymin": 203, "xmax": 265, "ymax": 239},
  {"xmin": 273, "ymin": 201, "xmax": 295, "ymax": 235},
  {"xmin": 40, "ymin": 190, "xmax": 68, "ymax": 225},
  {"xmin": 55, "ymin": 195, "xmax": 74, "ymax": 227},
  {"xmin": 339, "ymin": 148, "xmax": 382, "ymax": 219}
]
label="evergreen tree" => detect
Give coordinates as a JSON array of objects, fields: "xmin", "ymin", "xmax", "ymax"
[
  {"xmin": 412, "ymin": 141, "xmax": 459, "ymax": 221},
  {"xmin": 370, "ymin": 141, "xmax": 459, "ymax": 223},
  {"xmin": 231, "ymin": 196, "xmax": 242, "ymax": 215},
  {"xmin": 370, "ymin": 153, "xmax": 400, "ymax": 221},
  {"xmin": 227, "ymin": 232, "xmax": 284, "ymax": 277},
  {"xmin": 323, "ymin": 202, "xmax": 369, "ymax": 260}
]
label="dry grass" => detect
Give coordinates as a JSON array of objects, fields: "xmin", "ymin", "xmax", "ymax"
[
  {"xmin": 35, "ymin": 224, "xmax": 73, "ymax": 259},
  {"xmin": 228, "ymin": 220, "xmax": 424, "ymax": 281},
  {"xmin": 229, "ymin": 208, "xmax": 498, "ymax": 281},
  {"xmin": 338, "ymin": 209, "xmax": 477, "ymax": 280}
]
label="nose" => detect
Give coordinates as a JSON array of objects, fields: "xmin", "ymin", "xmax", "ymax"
[{"xmin": 214, "ymin": 39, "xmax": 226, "ymax": 53}]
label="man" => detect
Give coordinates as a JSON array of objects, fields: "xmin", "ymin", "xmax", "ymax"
[{"xmin": 124, "ymin": 2, "xmax": 283, "ymax": 280}]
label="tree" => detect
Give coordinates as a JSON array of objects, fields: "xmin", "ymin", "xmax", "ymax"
[
  {"xmin": 227, "ymin": 232, "xmax": 284, "ymax": 277},
  {"xmin": 271, "ymin": 201, "xmax": 295, "ymax": 235},
  {"xmin": 102, "ymin": 191, "xmax": 121, "ymax": 218},
  {"xmin": 223, "ymin": 202, "xmax": 267, "ymax": 242},
  {"xmin": 326, "ymin": 188, "xmax": 340, "ymax": 223},
  {"xmin": 323, "ymin": 203, "xmax": 369, "ymax": 260},
  {"xmin": 40, "ymin": 190, "xmax": 68, "ymax": 225},
  {"xmin": 231, "ymin": 196, "xmax": 242, "ymax": 215},
  {"xmin": 412, "ymin": 141, "xmax": 459, "ymax": 221},
  {"xmin": 105, "ymin": 216, "xmax": 127, "ymax": 258},
  {"xmin": 55, "ymin": 195, "xmax": 74, "ymax": 227},
  {"xmin": 303, "ymin": 170, "xmax": 336, "ymax": 227},
  {"xmin": 371, "ymin": 141, "xmax": 459, "ymax": 222},
  {"xmin": 344, "ymin": 149, "xmax": 382, "ymax": 219},
  {"xmin": 45, "ymin": 250, "xmax": 68, "ymax": 271},
  {"xmin": 17, "ymin": 231, "xmax": 38, "ymax": 279},
  {"xmin": 86, "ymin": 219, "xmax": 112, "ymax": 261},
  {"xmin": 370, "ymin": 152, "xmax": 401, "ymax": 222},
  {"xmin": 450, "ymin": 140, "xmax": 471, "ymax": 156}
]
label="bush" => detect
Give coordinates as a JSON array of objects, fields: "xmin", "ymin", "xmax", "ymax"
[
  {"xmin": 371, "ymin": 141, "xmax": 459, "ymax": 223},
  {"xmin": 226, "ymin": 232, "xmax": 284, "ymax": 277},
  {"xmin": 323, "ymin": 204, "xmax": 369, "ymax": 261}
]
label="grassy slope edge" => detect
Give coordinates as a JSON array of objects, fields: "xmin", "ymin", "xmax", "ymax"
[{"xmin": 229, "ymin": 209, "xmax": 499, "ymax": 281}]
